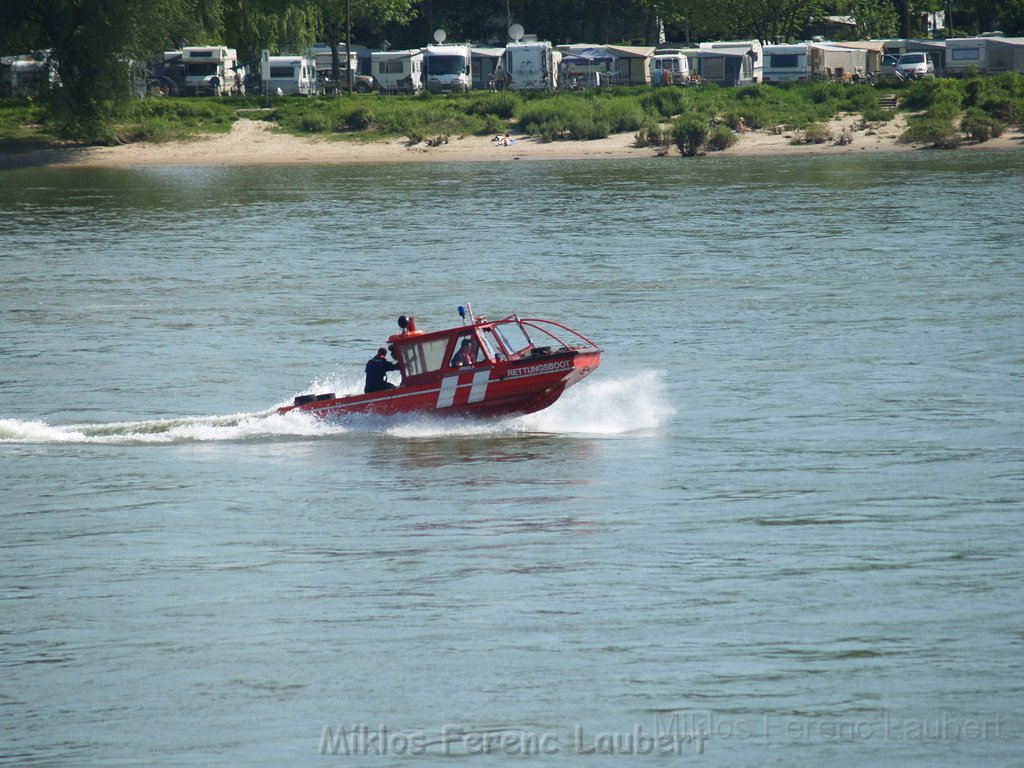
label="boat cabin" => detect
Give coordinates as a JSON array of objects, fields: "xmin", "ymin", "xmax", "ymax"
[{"xmin": 387, "ymin": 314, "xmax": 579, "ymax": 387}]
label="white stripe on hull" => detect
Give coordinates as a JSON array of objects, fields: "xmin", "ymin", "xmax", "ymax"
[
  {"xmin": 436, "ymin": 375, "xmax": 459, "ymax": 408},
  {"xmin": 468, "ymin": 370, "xmax": 490, "ymax": 403}
]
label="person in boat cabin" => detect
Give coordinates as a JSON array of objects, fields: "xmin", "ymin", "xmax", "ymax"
[
  {"xmin": 364, "ymin": 347, "xmax": 399, "ymax": 393},
  {"xmin": 451, "ymin": 338, "xmax": 477, "ymax": 368}
]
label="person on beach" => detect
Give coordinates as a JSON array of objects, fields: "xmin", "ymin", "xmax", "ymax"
[{"xmin": 365, "ymin": 347, "xmax": 399, "ymax": 393}]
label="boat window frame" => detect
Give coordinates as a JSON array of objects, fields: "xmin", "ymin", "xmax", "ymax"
[{"xmin": 399, "ymin": 336, "xmax": 449, "ymax": 379}]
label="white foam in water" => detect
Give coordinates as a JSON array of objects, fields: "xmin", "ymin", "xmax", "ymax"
[
  {"xmin": 0, "ymin": 410, "xmax": 329, "ymax": 445},
  {"xmin": 0, "ymin": 372, "xmax": 673, "ymax": 444},
  {"xmin": 519, "ymin": 369, "xmax": 675, "ymax": 435}
]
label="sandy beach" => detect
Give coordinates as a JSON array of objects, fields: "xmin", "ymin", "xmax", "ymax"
[{"xmin": 2, "ymin": 113, "xmax": 1022, "ymax": 168}]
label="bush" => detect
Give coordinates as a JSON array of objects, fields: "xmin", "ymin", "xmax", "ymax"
[
  {"xmin": 634, "ymin": 124, "xmax": 670, "ymax": 147},
  {"xmin": 860, "ymin": 107, "xmax": 893, "ymax": 123},
  {"xmin": 795, "ymin": 122, "xmax": 832, "ymax": 144},
  {"xmin": 960, "ymin": 108, "xmax": 1005, "ymax": 142},
  {"xmin": 901, "ymin": 77, "xmax": 963, "ymax": 112},
  {"xmin": 466, "ymin": 91, "xmax": 520, "ymax": 118},
  {"xmin": 673, "ymin": 115, "xmax": 709, "ymax": 156},
  {"xmin": 900, "ymin": 115, "xmax": 961, "ymax": 148},
  {"xmin": 706, "ymin": 123, "xmax": 738, "ymax": 151},
  {"xmin": 597, "ymin": 98, "xmax": 648, "ymax": 133}
]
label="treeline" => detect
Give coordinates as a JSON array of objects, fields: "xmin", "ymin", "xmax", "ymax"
[{"xmin": 2, "ymin": 0, "xmax": 1023, "ymax": 139}]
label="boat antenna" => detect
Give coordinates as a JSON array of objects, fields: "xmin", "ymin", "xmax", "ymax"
[{"xmin": 458, "ymin": 304, "xmax": 475, "ymax": 324}]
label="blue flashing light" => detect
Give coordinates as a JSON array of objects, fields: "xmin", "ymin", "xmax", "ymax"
[{"xmin": 458, "ymin": 305, "xmax": 466, "ymax": 318}]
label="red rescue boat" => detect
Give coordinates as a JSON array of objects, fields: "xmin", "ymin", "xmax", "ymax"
[{"xmin": 278, "ymin": 307, "xmax": 601, "ymax": 418}]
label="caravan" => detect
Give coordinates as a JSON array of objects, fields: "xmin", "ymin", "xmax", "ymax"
[
  {"xmin": 182, "ymin": 46, "xmax": 238, "ymax": 95},
  {"xmin": 261, "ymin": 52, "xmax": 317, "ymax": 95},
  {"xmin": 762, "ymin": 44, "xmax": 810, "ymax": 82},
  {"xmin": 371, "ymin": 49, "xmax": 424, "ymax": 93}
]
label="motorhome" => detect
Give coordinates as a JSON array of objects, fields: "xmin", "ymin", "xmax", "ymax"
[
  {"xmin": 762, "ymin": 44, "xmax": 810, "ymax": 82},
  {"xmin": 261, "ymin": 52, "xmax": 317, "ymax": 95},
  {"xmin": 371, "ymin": 49, "xmax": 424, "ymax": 93},
  {"xmin": 182, "ymin": 46, "xmax": 238, "ymax": 95},
  {"xmin": 651, "ymin": 50, "xmax": 691, "ymax": 85},
  {"xmin": 499, "ymin": 41, "xmax": 561, "ymax": 89},
  {"xmin": 423, "ymin": 43, "xmax": 472, "ymax": 92}
]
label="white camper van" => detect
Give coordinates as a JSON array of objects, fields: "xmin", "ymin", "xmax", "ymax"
[
  {"xmin": 371, "ymin": 49, "xmax": 424, "ymax": 93},
  {"xmin": 499, "ymin": 41, "xmax": 561, "ymax": 89},
  {"xmin": 423, "ymin": 44, "xmax": 472, "ymax": 93},
  {"xmin": 182, "ymin": 46, "xmax": 238, "ymax": 95},
  {"xmin": 261, "ymin": 53, "xmax": 317, "ymax": 95},
  {"xmin": 651, "ymin": 50, "xmax": 691, "ymax": 85}
]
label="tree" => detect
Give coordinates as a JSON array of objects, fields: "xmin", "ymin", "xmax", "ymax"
[
  {"xmin": 1, "ymin": 0, "xmax": 184, "ymax": 141},
  {"xmin": 999, "ymin": 0, "xmax": 1024, "ymax": 33},
  {"xmin": 844, "ymin": 0, "xmax": 899, "ymax": 38}
]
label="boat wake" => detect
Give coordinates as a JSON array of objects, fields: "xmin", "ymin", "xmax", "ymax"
[{"xmin": 0, "ymin": 371, "xmax": 673, "ymax": 445}]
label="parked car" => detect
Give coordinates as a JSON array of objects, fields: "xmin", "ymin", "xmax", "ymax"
[
  {"xmin": 895, "ymin": 52, "xmax": 934, "ymax": 79},
  {"xmin": 879, "ymin": 54, "xmax": 899, "ymax": 77}
]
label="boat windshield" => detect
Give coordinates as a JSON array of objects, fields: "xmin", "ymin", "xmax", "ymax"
[
  {"xmin": 479, "ymin": 327, "xmax": 506, "ymax": 360},
  {"xmin": 492, "ymin": 320, "xmax": 532, "ymax": 356},
  {"xmin": 428, "ymin": 56, "xmax": 467, "ymax": 75}
]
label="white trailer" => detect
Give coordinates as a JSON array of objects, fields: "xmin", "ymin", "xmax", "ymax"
[
  {"xmin": 261, "ymin": 52, "xmax": 317, "ymax": 95},
  {"xmin": 499, "ymin": 41, "xmax": 561, "ymax": 90},
  {"xmin": 371, "ymin": 49, "xmax": 424, "ymax": 93},
  {"xmin": 762, "ymin": 44, "xmax": 810, "ymax": 83},
  {"xmin": 423, "ymin": 43, "xmax": 472, "ymax": 93},
  {"xmin": 651, "ymin": 50, "xmax": 691, "ymax": 85},
  {"xmin": 182, "ymin": 46, "xmax": 238, "ymax": 95}
]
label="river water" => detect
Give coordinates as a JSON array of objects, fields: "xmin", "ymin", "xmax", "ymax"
[{"xmin": 2, "ymin": 152, "xmax": 1022, "ymax": 766}]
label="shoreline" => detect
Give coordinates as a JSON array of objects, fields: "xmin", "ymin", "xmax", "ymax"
[{"xmin": 2, "ymin": 115, "xmax": 1023, "ymax": 169}]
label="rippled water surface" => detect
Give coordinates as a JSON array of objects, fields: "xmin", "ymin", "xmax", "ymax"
[{"xmin": 2, "ymin": 153, "xmax": 1023, "ymax": 766}]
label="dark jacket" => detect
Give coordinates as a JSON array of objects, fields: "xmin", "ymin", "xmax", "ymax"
[{"xmin": 365, "ymin": 354, "xmax": 399, "ymax": 393}]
